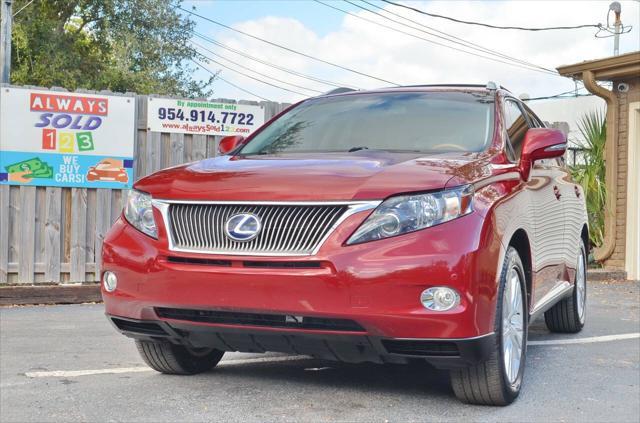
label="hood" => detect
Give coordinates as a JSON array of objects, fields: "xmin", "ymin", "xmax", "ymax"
[{"xmin": 135, "ymin": 151, "xmax": 490, "ymax": 201}]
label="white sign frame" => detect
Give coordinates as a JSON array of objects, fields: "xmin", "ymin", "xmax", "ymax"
[
  {"xmin": 0, "ymin": 87, "xmax": 136, "ymax": 189},
  {"xmin": 146, "ymin": 97, "xmax": 265, "ymax": 137}
]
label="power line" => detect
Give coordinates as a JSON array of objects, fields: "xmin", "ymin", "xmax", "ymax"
[
  {"xmin": 193, "ymin": 31, "xmax": 359, "ymax": 89},
  {"xmin": 356, "ymin": 0, "xmax": 557, "ymax": 74},
  {"xmin": 192, "ymin": 60, "xmax": 272, "ymax": 102},
  {"xmin": 315, "ymin": 0, "xmax": 561, "ymax": 77},
  {"xmin": 13, "ymin": 0, "xmax": 36, "ymax": 17},
  {"xmin": 192, "ymin": 31, "xmax": 361, "ymax": 90},
  {"xmin": 382, "ymin": 0, "xmax": 602, "ymax": 31},
  {"xmin": 524, "ymin": 93, "xmax": 593, "ymax": 101},
  {"xmin": 178, "ymin": 5, "xmax": 401, "ymax": 86},
  {"xmin": 522, "ymin": 87, "xmax": 593, "ymax": 101},
  {"xmin": 194, "ymin": 48, "xmax": 311, "ymax": 97},
  {"xmin": 216, "ymin": 75, "xmax": 272, "ymax": 102},
  {"xmin": 192, "ymin": 40, "xmax": 324, "ymax": 94},
  {"xmin": 330, "ymin": 0, "xmax": 562, "ymax": 76}
]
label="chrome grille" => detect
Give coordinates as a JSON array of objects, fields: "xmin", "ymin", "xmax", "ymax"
[{"xmin": 166, "ymin": 203, "xmax": 352, "ymax": 256}]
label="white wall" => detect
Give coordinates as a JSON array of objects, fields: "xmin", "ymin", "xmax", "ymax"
[{"xmin": 527, "ymin": 96, "xmax": 606, "ymax": 147}]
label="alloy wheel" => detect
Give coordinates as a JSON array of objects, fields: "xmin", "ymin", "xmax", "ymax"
[
  {"xmin": 502, "ymin": 266, "xmax": 525, "ymax": 385},
  {"xmin": 576, "ymin": 249, "xmax": 587, "ymax": 324}
]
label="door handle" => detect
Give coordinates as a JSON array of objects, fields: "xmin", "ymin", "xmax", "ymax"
[{"xmin": 553, "ymin": 186, "xmax": 562, "ymax": 200}]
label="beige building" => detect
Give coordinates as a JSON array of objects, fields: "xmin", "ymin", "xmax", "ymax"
[{"xmin": 557, "ymin": 51, "xmax": 640, "ymax": 280}]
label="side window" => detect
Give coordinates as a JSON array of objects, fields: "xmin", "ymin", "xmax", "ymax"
[
  {"xmin": 503, "ymin": 100, "xmax": 528, "ymax": 161},
  {"xmin": 522, "ymin": 104, "xmax": 561, "ymax": 167},
  {"xmin": 523, "ymin": 105, "xmax": 543, "ymax": 128}
]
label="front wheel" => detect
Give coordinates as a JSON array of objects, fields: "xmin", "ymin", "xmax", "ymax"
[
  {"xmin": 450, "ymin": 246, "xmax": 528, "ymax": 406},
  {"xmin": 135, "ymin": 340, "xmax": 224, "ymax": 375}
]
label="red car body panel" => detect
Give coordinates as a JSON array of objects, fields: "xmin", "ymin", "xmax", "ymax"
[
  {"xmin": 101, "ymin": 87, "xmax": 588, "ymax": 367},
  {"xmin": 134, "ymin": 152, "xmax": 473, "ymax": 202},
  {"xmin": 102, "ymin": 203, "xmax": 501, "ymax": 339}
]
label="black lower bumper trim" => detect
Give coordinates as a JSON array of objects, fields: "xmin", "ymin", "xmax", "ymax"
[
  {"xmin": 111, "ymin": 318, "xmax": 169, "ymax": 337},
  {"xmin": 155, "ymin": 307, "xmax": 366, "ymax": 332},
  {"xmin": 381, "ymin": 339, "xmax": 460, "ymax": 357},
  {"xmin": 107, "ymin": 315, "xmax": 495, "ymax": 369}
]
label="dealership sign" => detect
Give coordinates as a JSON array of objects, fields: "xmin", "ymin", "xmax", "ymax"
[
  {"xmin": 0, "ymin": 87, "xmax": 135, "ymax": 189},
  {"xmin": 146, "ymin": 97, "xmax": 265, "ymax": 136}
]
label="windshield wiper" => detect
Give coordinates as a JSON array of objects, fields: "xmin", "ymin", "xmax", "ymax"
[{"xmin": 347, "ymin": 146, "xmax": 369, "ymax": 152}]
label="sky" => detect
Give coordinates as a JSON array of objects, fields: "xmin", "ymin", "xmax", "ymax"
[{"xmin": 182, "ymin": 0, "xmax": 640, "ymax": 103}]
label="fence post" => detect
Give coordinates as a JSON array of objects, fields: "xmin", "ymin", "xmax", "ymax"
[{"xmin": 0, "ymin": 185, "xmax": 9, "ymax": 283}]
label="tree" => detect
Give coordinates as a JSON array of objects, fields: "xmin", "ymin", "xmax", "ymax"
[{"xmin": 10, "ymin": 0, "xmax": 215, "ymax": 97}]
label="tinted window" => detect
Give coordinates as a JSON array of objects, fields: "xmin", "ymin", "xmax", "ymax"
[
  {"xmin": 240, "ymin": 92, "xmax": 494, "ymax": 155},
  {"xmin": 519, "ymin": 104, "xmax": 560, "ymax": 167},
  {"xmin": 503, "ymin": 100, "xmax": 528, "ymax": 160}
]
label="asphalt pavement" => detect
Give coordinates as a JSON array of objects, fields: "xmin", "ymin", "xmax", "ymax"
[{"xmin": 1, "ymin": 281, "xmax": 639, "ymax": 422}]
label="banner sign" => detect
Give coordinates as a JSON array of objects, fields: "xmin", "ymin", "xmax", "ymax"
[
  {"xmin": 0, "ymin": 87, "xmax": 135, "ymax": 189},
  {"xmin": 146, "ymin": 97, "xmax": 265, "ymax": 136}
]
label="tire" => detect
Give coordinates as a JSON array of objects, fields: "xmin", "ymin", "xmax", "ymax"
[
  {"xmin": 544, "ymin": 242, "xmax": 587, "ymax": 333},
  {"xmin": 135, "ymin": 340, "xmax": 224, "ymax": 375},
  {"xmin": 451, "ymin": 246, "xmax": 528, "ymax": 406}
]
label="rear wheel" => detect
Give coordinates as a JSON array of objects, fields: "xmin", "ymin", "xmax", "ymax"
[
  {"xmin": 135, "ymin": 340, "xmax": 224, "ymax": 375},
  {"xmin": 544, "ymin": 242, "xmax": 587, "ymax": 333},
  {"xmin": 451, "ymin": 246, "xmax": 528, "ymax": 406}
]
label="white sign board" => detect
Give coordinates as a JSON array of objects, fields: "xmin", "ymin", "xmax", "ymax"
[
  {"xmin": 0, "ymin": 87, "xmax": 135, "ymax": 188},
  {"xmin": 146, "ymin": 97, "xmax": 265, "ymax": 136}
]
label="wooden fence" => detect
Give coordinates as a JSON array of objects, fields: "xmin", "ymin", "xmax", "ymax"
[{"xmin": 0, "ymin": 87, "xmax": 289, "ymax": 285}]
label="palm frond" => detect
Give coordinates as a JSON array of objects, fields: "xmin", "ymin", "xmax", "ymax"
[{"xmin": 570, "ymin": 109, "xmax": 607, "ymax": 249}]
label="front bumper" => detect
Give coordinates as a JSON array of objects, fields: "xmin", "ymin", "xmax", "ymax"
[
  {"xmin": 108, "ymin": 314, "xmax": 496, "ymax": 369},
  {"xmin": 102, "ymin": 205, "xmax": 503, "ymax": 367}
]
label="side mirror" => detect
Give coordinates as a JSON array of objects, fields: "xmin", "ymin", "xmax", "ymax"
[
  {"xmin": 519, "ymin": 128, "xmax": 566, "ymax": 180},
  {"xmin": 218, "ymin": 135, "xmax": 246, "ymax": 155}
]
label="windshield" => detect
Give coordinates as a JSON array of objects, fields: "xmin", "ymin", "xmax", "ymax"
[{"xmin": 240, "ymin": 91, "xmax": 494, "ymax": 155}]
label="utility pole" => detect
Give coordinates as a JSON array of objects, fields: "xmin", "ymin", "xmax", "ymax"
[
  {"xmin": 0, "ymin": 0, "xmax": 12, "ymax": 83},
  {"xmin": 610, "ymin": 2, "xmax": 622, "ymax": 56}
]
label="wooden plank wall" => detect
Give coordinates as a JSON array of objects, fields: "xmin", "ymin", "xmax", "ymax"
[{"xmin": 0, "ymin": 88, "xmax": 289, "ymax": 285}]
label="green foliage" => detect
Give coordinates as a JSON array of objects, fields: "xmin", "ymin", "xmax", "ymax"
[
  {"xmin": 569, "ymin": 110, "xmax": 607, "ymax": 248},
  {"xmin": 10, "ymin": 0, "xmax": 214, "ymax": 97}
]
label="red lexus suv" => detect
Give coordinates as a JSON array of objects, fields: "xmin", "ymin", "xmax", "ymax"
[{"xmin": 101, "ymin": 84, "xmax": 588, "ymax": 406}]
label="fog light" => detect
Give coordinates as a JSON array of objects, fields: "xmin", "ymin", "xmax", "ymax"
[
  {"xmin": 103, "ymin": 271, "xmax": 118, "ymax": 292},
  {"xmin": 421, "ymin": 287, "xmax": 460, "ymax": 311}
]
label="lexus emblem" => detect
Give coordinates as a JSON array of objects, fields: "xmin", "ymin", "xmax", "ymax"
[{"xmin": 225, "ymin": 213, "xmax": 261, "ymax": 241}]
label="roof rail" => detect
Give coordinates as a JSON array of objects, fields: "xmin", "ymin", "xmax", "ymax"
[
  {"xmin": 487, "ymin": 81, "xmax": 512, "ymax": 92},
  {"xmin": 394, "ymin": 83, "xmax": 512, "ymax": 91},
  {"xmin": 402, "ymin": 84, "xmax": 486, "ymax": 88},
  {"xmin": 322, "ymin": 87, "xmax": 357, "ymax": 95}
]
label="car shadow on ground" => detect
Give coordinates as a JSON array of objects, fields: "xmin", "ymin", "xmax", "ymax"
[
  {"xmin": 196, "ymin": 358, "xmax": 453, "ymax": 399},
  {"xmin": 185, "ymin": 323, "xmax": 558, "ymax": 401}
]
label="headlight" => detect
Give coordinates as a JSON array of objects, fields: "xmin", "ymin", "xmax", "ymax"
[
  {"xmin": 124, "ymin": 189, "xmax": 158, "ymax": 238},
  {"xmin": 347, "ymin": 185, "xmax": 474, "ymax": 245}
]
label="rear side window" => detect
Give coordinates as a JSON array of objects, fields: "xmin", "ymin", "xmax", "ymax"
[{"xmin": 503, "ymin": 100, "xmax": 528, "ymax": 161}]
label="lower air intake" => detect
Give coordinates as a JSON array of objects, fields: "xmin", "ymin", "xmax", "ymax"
[
  {"xmin": 382, "ymin": 339, "xmax": 460, "ymax": 357},
  {"xmin": 155, "ymin": 307, "xmax": 365, "ymax": 332}
]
